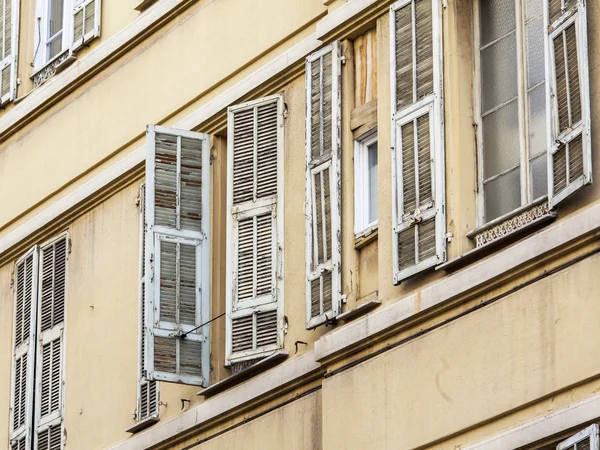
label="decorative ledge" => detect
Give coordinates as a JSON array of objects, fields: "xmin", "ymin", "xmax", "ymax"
[
  {"xmin": 354, "ymin": 225, "xmax": 378, "ymax": 249},
  {"xmin": 134, "ymin": 0, "xmax": 159, "ymax": 11},
  {"xmin": 32, "ymin": 51, "xmax": 76, "ymax": 89},
  {"xmin": 197, "ymin": 351, "xmax": 289, "ymax": 398},
  {"xmin": 125, "ymin": 415, "xmax": 159, "ymax": 434},
  {"xmin": 336, "ymin": 298, "xmax": 381, "ymax": 322}
]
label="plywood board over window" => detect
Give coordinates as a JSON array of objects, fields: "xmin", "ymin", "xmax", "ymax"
[{"xmin": 353, "ymin": 28, "xmax": 377, "ymax": 108}]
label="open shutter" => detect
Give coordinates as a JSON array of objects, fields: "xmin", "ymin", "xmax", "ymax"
[
  {"xmin": 137, "ymin": 184, "xmax": 159, "ymax": 422},
  {"xmin": 35, "ymin": 236, "xmax": 67, "ymax": 450},
  {"xmin": 9, "ymin": 248, "xmax": 38, "ymax": 450},
  {"xmin": 557, "ymin": 424, "xmax": 599, "ymax": 450},
  {"xmin": 546, "ymin": 0, "xmax": 591, "ymax": 207},
  {"xmin": 0, "ymin": 0, "xmax": 19, "ymax": 104},
  {"xmin": 71, "ymin": 0, "xmax": 101, "ymax": 52},
  {"xmin": 390, "ymin": 0, "xmax": 445, "ymax": 284},
  {"xmin": 144, "ymin": 126, "xmax": 210, "ymax": 387},
  {"xmin": 305, "ymin": 43, "xmax": 342, "ymax": 329},
  {"xmin": 226, "ymin": 95, "xmax": 284, "ymax": 364}
]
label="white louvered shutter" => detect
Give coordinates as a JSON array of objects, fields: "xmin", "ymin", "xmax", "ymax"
[
  {"xmin": 0, "ymin": 0, "xmax": 19, "ymax": 104},
  {"xmin": 35, "ymin": 237, "xmax": 67, "ymax": 450},
  {"xmin": 71, "ymin": 0, "xmax": 101, "ymax": 52},
  {"xmin": 557, "ymin": 424, "xmax": 599, "ymax": 450},
  {"xmin": 546, "ymin": 0, "xmax": 591, "ymax": 207},
  {"xmin": 226, "ymin": 95, "xmax": 284, "ymax": 364},
  {"xmin": 137, "ymin": 184, "xmax": 159, "ymax": 421},
  {"xmin": 144, "ymin": 126, "xmax": 210, "ymax": 387},
  {"xmin": 390, "ymin": 0, "xmax": 446, "ymax": 284},
  {"xmin": 305, "ymin": 43, "xmax": 342, "ymax": 329},
  {"xmin": 10, "ymin": 248, "xmax": 39, "ymax": 450}
]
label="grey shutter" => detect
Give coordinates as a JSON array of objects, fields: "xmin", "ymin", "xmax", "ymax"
[
  {"xmin": 35, "ymin": 236, "xmax": 67, "ymax": 450},
  {"xmin": 546, "ymin": 0, "xmax": 591, "ymax": 207},
  {"xmin": 144, "ymin": 126, "xmax": 210, "ymax": 387},
  {"xmin": 305, "ymin": 43, "xmax": 342, "ymax": 329},
  {"xmin": 137, "ymin": 184, "xmax": 159, "ymax": 422},
  {"xmin": 0, "ymin": 0, "xmax": 19, "ymax": 104},
  {"xmin": 10, "ymin": 248, "xmax": 39, "ymax": 450},
  {"xmin": 556, "ymin": 424, "xmax": 599, "ymax": 450},
  {"xmin": 390, "ymin": 0, "xmax": 446, "ymax": 284},
  {"xmin": 71, "ymin": 0, "xmax": 101, "ymax": 52},
  {"xmin": 226, "ymin": 95, "xmax": 284, "ymax": 364}
]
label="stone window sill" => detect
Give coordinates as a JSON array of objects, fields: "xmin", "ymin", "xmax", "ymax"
[
  {"xmin": 354, "ymin": 225, "xmax": 378, "ymax": 249},
  {"xmin": 125, "ymin": 415, "xmax": 159, "ymax": 434},
  {"xmin": 135, "ymin": 0, "xmax": 159, "ymax": 11},
  {"xmin": 31, "ymin": 50, "xmax": 76, "ymax": 89}
]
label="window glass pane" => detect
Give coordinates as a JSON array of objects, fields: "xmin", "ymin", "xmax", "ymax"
[
  {"xmin": 49, "ymin": 0, "xmax": 64, "ymax": 38},
  {"xmin": 528, "ymin": 84, "xmax": 547, "ymax": 157},
  {"xmin": 47, "ymin": 35, "xmax": 62, "ymax": 60},
  {"xmin": 484, "ymin": 169, "xmax": 521, "ymax": 221},
  {"xmin": 483, "ymin": 101, "xmax": 520, "ymax": 179},
  {"xmin": 526, "ymin": 12, "xmax": 545, "ymax": 88},
  {"xmin": 481, "ymin": 34, "xmax": 518, "ymax": 112},
  {"xmin": 530, "ymin": 153, "xmax": 548, "ymax": 200},
  {"xmin": 480, "ymin": 0, "xmax": 516, "ymax": 46},
  {"xmin": 368, "ymin": 141, "xmax": 378, "ymax": 224}
]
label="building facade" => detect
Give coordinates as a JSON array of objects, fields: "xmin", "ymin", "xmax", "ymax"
[{"xmin": 0, "ymin": 0, "xmax": 599, "ymax": 449}]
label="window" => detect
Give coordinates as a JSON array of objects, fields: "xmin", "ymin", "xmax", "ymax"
[
  {"xmin": 10, "ymin": 236, "xmax": 68, "ymax": 450},
  {"xmin": 354, "ymin": 131, "xmax": 378, "ymax": 235},
  {"xmin": 475, "ymin": 0, "xmax": 592, "ymax": 223},
  {"xmin": 46, "ymin": 0, "xmax": 65, "ymax": 61}
]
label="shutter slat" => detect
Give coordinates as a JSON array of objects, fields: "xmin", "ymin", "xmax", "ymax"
[
  {"xmin": 417, "ymin": 115, "xmax": 432, "ymax": 206},
  {"xmin": 553, "ymin": 144, "xmax": 568, "ymax": 193},
  {"xmin": 4, "ymin": 0, "xmax": 11, "ymax": 59},
  {"xmin": 159, "ymin": 241, "xmax": 177, "ymax": 322},
  {"xmin": 256, "ymin": 102, "xmax": 279, "ymax": 200},
  {"xmin": 401, "ymin": 121, "xmax": 417, "ymax": 214},
  {"xmin": 566, "ymin": 24, "xmax": 581, "ymax": 125},
  {"xmin": 395, "ymin": 4, "xmax": 414, "ymax": 111},
  {"xmin": 415, "ymin": 0, "xmax": 433, "ymax": 99},
  {"xmin": 310, "ymin": 59, "xmax": 321, "ymax": 159}
]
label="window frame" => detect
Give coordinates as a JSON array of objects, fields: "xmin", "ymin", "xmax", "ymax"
[
  {"xmin": 354, "ymin": 129, "xmax": 378, "ymax": 237},
  {"xmin": 557, "ymin": 424, "xmax": 599, "ymax": 450},
  {"xmin": 35, "ymin": 0, "xmax": 71, "ymax": 69}
]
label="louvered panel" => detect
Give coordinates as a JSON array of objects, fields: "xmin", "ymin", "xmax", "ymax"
[
  {"xmin": 417, "ymin": 115, "xmax": 432, "ymax": 206},
  {"xmin": 84, "ymin": 0, "xmax": 95, "ymax": 35},
  {"xmin": 11, "ymin": 436, "xmax": 26, "ymax": 450},
  {"xmin": 180, "ymin": 137, "xmax": 203, "ymax": 232},
  {"xmin": 310, "ymin": 278, "xmax": 320, "ymax": 317},
  {"xmin": 159, "ymin": 241, "xmax": 176, "ymax": 323},
  {"xmin": 256, "ymin": 309, "xmax": 278, "ymax": 348},
  {"xmin": 322, "ymin": 52, "xmax": 333, "ymax": 157},
  {"xmin": 52, "ymin": 240, "xmax": 66, "ymax": 327},
  {"xmin": 4, "ymin": 0, "xmax": 11, "ymax": 59},
  {"xmin": 313, "ymin": 171, "xmax": 324, "ymax": 265},
  {"xmin": 553, "ymin": 145, "xmax": 568, "ymax": 193},
  {"xmin": 322, "ymin": 167, "xmax": 332, "ymax": 262},
  {"xmin": 0, "ymin": 1, "xmax": 4, "ymax": 60},
  {"xmin": 14, "ymin": 255, "xmax": 33, "ymax": 349},
  {"xmin": 417, "ymin": 218, "xmax": 436, "ymax": 261},
  {"xmin": 415, "ymin": 0, "xmax": 433, "ymax": 99},
  {"xmin": 37, "ymin": 428, "xmax": 49, "ymax": 450},
  {"xmin": 139, "ymin": 381, "xmax": 149, "ymax": 419},
  {"xmin": 12, "ymin": 354, "xmax": 26, "ymax": 430},
  {"xmin": 236, "ymin": 217, "xmax": 254, "ymax": 301},
  {"xmin": 147, "ymin": 381, "xmax": 158, "ymax": 416},
  {"xmin": 568, "ymin": 134, "xmax": 584, "ymax": 180},
  {"xmin": 310, "ymin": 59, "xmax": 321, "ymax": 160},
  {"xmin": 40, "ymin": 338, "xmax": 61, "ymax": 418},
  {"xmin": 179, "ymin": 243, "xmax": 196, "ymax": 325},
  {"xmin": 395, "ymin": 3, "xmax": 414, "ymax": 111},
  {"xmin": 231, "ymin": 315, "xmax": 253, "ymax": 353},
  {"xmin": 566, "ymin": 24, "xmax": 581, "ymax": 125},
  {"xmin": 549, "ymin": 0, "xmax": 562, "ymax": 23},
  {"xmin": 50, "ymin": 340, "xmax": 60, "ymax": 413},
  {"xmin": 154, "ymin": 134, "xmax": 178, "ymax": 229},
  {"xmin": 37, "ymin": 424, "xmax": 61, "ymax": 450},
  {"xmin": 73, "ymin": 9, "xmax": 84, "ymax": 43},
  {"xmin": 180, "ymin": 339, "xmax": 202, "ymax": 376},
  {"xmin": 578, "ymin": 437, "xmax": 591, "ymax": 450},
  {"xmin": 2, "ymin": 65, "xmax": 10, "ymax": 97},
  {"xmin": 554, "ymin": 31, "xmax": 569, "ymax": 131},
  {"xmin": 401, "ymin": 121, "xmax": 417, "ymax": 214},
  {"xmin": 398, "ymin": 226, "xmax": 416, "ymax": 271},
  {"xmin": 256, "ymin": 214, "xmax": 273, "ymax": 297},
  {"xmin": 232, "ymin": 108, "xmax": 255, "ymax": 205},
  {"xmin": 322, "ymin": 270, "xmax": 332, "ymax": 313},
  {"xmin": 154, "ymin": 336, "xmax": 176, "ymax": 373},
  {"xmin": 256, "ymin": 101, "xmax": 278, "ymax": 200}
]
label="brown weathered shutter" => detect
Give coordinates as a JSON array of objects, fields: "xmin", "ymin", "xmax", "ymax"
[
  {"xmin": 71, "ymin": 0, "xmax": 101, "ymax": 52},
  {"xmin": 546, "ymin": 0, "xmax": 591, "ymax": 207},
  {"xmin": 305, "ymin": 43, "xmax": 342, "ymax": 329},
  {"xmin": 227, "ymin": 95, "xmax": 284, "ymax": 364},
  {"xmin": 391, "ymin": 0, "xmax": 445, "ymax": 283},
  {"xmin": 144, "ymin": 126, "xmax": 210, "ymax": 386}
]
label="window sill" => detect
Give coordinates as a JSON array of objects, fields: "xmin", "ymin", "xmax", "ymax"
[
  {"xmin": 438, "ymin": 200, "xmax": 556, "ymax": 272},
  {"xmin": 125, "ymin": 415, "xmax": 159, "ymax": 434},
  {"xmin": 197, "ymin": 350, "xmax": 288, "ymax": 398},
  {"xmin": 354, "ymin": 225, "xmax": 378, "ymax": 249},
  {"xmin": 134, "ymin": 0, "xmax": 159, "ymax": 11},
  {"xmin": 336, "ymin": 297, "xmax": 381, "ymax": 322},
  {"xmin": 31, "ymin": 50, "xmax": 76, "ymax": 89}
]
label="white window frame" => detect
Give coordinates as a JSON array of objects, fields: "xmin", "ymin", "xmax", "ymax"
[
  {"xmin": 354, "ymin": 129, "xmax": 378, "ymax": 237},
  {"xmin": 557, "ymin": 424, "xmax": 599, "ymax": 450},
  {"xmin": 34, "ymin": 0, "xmax": 71, "ymax": 69}
]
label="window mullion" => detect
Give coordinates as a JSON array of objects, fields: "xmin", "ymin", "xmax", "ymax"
[{"xmin": 515, "ymin": 0, "xmax": 530, "ymax": 205}]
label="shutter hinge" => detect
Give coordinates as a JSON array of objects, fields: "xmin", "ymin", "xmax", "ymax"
[
  {"xmin": 442, "ymin": 0, "xmax": 448, "ymax": 8},
  {"xmin": 446, "ymin": 231, "xmax": 453, "ymax": 242},
  {"xmin": 68, "ymin": 238, "xmax": 72, "ymax": 255},
  {"xmin": 340, "ymin": 55, "xmax": 347, "ymax": 65}
]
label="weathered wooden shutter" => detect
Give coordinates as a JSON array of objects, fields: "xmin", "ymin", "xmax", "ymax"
[
  {"xmin": 226, "ymin": 95, "xmax": 284, "ymax": 364},
  {"xmin": 0, "ymin": 0, "xmax": 19, "ymax": 104},
  {"xmin": 9, "ymin": 248, "xmax": 39, "ymax": 450},
  {"xmin": 390, "ymin": 0, "xmax": 445, "ymax": 284},
  {"xmin": 546, "ymin": 0, "xmax": 591, "ymax": 207},
  {"xmin": 305, "ymin": 43, "xmax": 342, "ymax": 329},
  {"xmin": 35, "ymin": 236, "xmax": 67, "ymax": 450},
  {"xmin": 144, "ymin": 126, "xmax": 210, "ymax": 386},
  {"xmin": 71, "ymin": 0, "xmax": 101, "ymax": 52},
  {"xmin": 137, "ymin": 184, "xmax": 159, "ymax": 422},
  {"xmin": 557, "ymin": 424, "xmax": 599, "ymax": 450}
]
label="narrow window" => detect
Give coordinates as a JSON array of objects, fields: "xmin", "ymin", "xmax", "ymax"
[
  {"xmin": 354, "ymin": 131, "xmax": 378, "ymax": 236},
  {"xmin": 46, "ymin": 0, "xmax": 65, "ymax": 61}
]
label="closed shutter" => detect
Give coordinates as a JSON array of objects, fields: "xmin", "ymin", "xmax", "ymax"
[
  {"xmin": 546, "ymin": 0, "xmax": 591, "ymax": 207},
  {"xmin": 0, "ymin": 0, "xmax": 19, "ymax": 104},
  {"xmin": 557, "ymin": 424, "xmax": 599, "ymax": 450},
  {"xmin": 71, "ymin": 0, "xmax": 101, "ymax": 52},
  {"xmin": 9, "ymin": 248, "xmax": 39, "ymax": 450},
  {"xmin": 137, "ymin": 184, "xmax": 159, "ymax": 421},
  {"xmin": 226, "ymin": 95, "xmax": 284, "ymax": 364},
  {"xmin": 390, "ymin": 0, "xmax": 445, "ymax": 284},
  {"xmin": 144, "ymin": 126, "xmax": 210, "ymax": 386},
  {"xmin": 35, "ymin": 236, "xmax": 67, "ymax": 450},
  {"xmin": 305, "ymin": 43, "xmax": 342, "ymax": 329}
]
